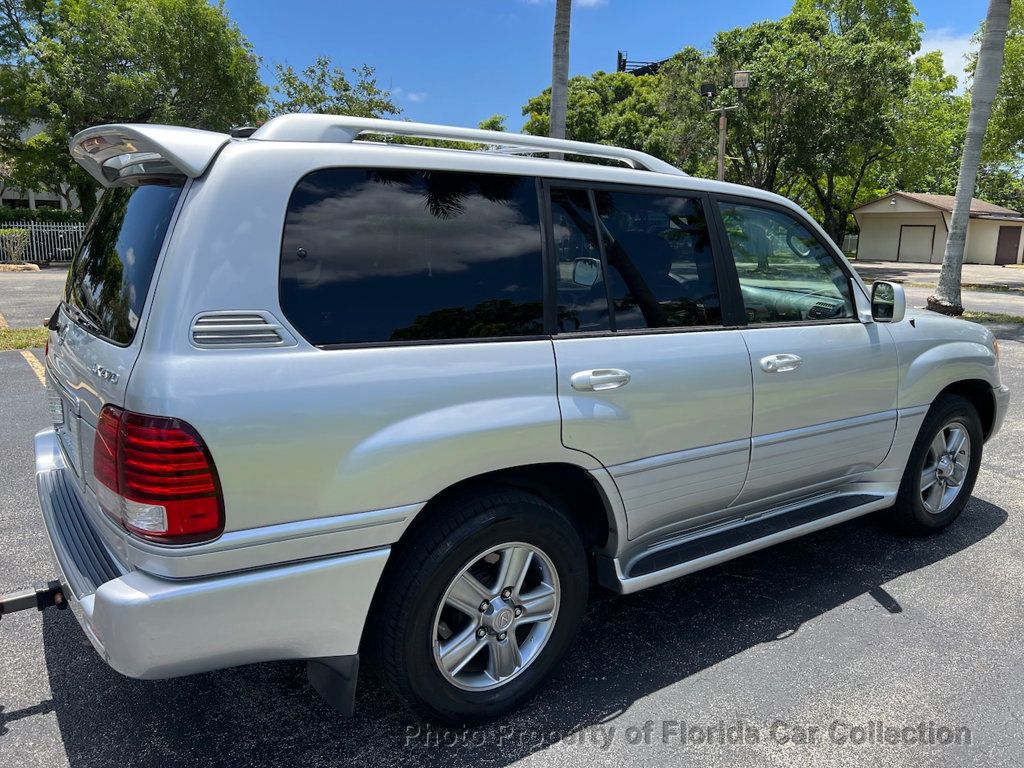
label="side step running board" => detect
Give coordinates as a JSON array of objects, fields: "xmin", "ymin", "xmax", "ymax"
[{"xmin": 605, "ymin": 493, "xmax": 891, "ymax": 594}]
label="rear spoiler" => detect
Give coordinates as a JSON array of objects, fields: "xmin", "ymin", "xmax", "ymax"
[{"xmin": 70, "ymin": 124, "xmax": 230, "ymax": 187}]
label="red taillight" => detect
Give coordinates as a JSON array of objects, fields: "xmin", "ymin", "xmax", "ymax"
[{"xmin": 93, "ymin": 406, "xmax": 224, "ymax": 543}]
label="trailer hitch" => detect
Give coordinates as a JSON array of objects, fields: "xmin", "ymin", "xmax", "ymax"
[{"xmin": 0, "ymin": 580, "xmax": 67, "ymax": 621}]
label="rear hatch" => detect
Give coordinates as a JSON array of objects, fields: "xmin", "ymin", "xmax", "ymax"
[
  {"xmin": 47, "ymin": 180, "xmax": 185, "ymax": 491},
  {"xmin": 47, "ymin": 123, "xmax": 228, "ymax": 513}
]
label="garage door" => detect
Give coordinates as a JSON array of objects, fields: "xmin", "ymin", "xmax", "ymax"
[{"xmin": 898, "ymin": 225, "xmax": 935, "ymax": 262}]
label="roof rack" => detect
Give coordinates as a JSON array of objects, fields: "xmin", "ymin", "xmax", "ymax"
[{"xmin": 249, "ymin": 114, "xmax": 686, "ymax": 176}]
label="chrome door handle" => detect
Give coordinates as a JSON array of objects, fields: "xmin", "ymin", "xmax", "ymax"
[
  {"xmin": 760, "ymin": 353, "xmax": 803, "ymax": 373},
  {"xmin": 570, "ymin": 368, "xmax": 631, "ymax": 392}
]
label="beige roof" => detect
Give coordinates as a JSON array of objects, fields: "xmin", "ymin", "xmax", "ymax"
[{"xmin": 856, "ymin": 191, "xmax": 1023, "ymax": 218}]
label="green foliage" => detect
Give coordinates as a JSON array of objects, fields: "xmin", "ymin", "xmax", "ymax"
[
  {"xmin": 266, "ymin": 57, "xmax": 399, "ymax": 118},
  {"xmin": 0, "ymin": 207, "xmax": 83, "ymax": 223},
  {"xmin": 0, "ymin": 226, "xmax": 30, "ymax": 262},
  {"xmin": 0, "ymin": 0, "xmax": 266, "ymax": 214},
  {"xmin": 522, "ymin": 71, "xmax": 670, "ymax": 162},
  {"xmin": 976, "ymin": 165, "xmax": 1024, "ymax": 212},
  {"xmin": 661, "ymin": 5, "xmax": 914, "ymax": 240},
  {"xmin": 982, "ymin": 2, "xmax": 1024, "ymax": 161},
  {"xmin": 0, "ymin": 326, "xmax": 49, "ymax": 350},
  {"xmin": 870, "ymin": 51, "xmax": 968, "ymax": 196},
  {"xmin": 793, "ymin": 0, "xmax": 922, "ymax": 51},
  {"xmin": 477, "ymin": 115, "xmax": 507, "ymax": 132},
  {"xmin": 521, "ymin": 1, "xmax": 929, "ymax": 240}
]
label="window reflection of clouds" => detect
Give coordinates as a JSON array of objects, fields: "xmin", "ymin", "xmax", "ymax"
[{"xmin": 286, "ymin": 179, "xmax": 542, "ymax": 283}]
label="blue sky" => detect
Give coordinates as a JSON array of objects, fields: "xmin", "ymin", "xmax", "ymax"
[{"xmin": 225, "ymin": 0, "xmax": 984, "ymax": 129}]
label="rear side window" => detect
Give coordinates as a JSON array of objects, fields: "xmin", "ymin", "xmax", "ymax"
[
  {"xmin": 554, "ymin": 187, "xmax": 722, "ymax": 333},
  {"xmin": 280, "ymin": 169, "xmax": 545, "ymax": 346},
  {"xmin": 66, "ymin": 181, "xmax": 184, "ymax": 345}
]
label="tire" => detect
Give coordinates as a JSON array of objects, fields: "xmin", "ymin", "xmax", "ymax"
[
  {"xmin": 368, "ymin": 488, "xmax": 589, "ymax": 724},
  {"xmin": 889, "ymin": 394, "xmax": 983, "ymax": 535}
]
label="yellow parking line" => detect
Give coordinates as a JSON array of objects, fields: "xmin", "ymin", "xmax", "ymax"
[
  {"xmin": 19, "ymin": 349, "xmax": 46, "ymax": 387},
  {"xmin": 0, "ymin": 309, "xmax": 46, "ymax": 386}
]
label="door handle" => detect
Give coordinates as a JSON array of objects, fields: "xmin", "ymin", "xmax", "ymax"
[
  {"xmin": 571, "ymin": 368, "xmax": 631, "ymax": 392},
  {"xmin": 760, "ymin": 353, "xmax": 803, "ymax": 373}
]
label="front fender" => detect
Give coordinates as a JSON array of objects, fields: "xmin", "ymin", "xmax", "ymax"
[{"xmin": 890, "ymin": 313, "xmax": 1000, "ymax": 408}]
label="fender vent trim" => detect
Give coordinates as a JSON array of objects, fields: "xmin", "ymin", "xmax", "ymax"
[{"xmin": 190, "ymin": 311, "xmax": 297, "ymax": 349}]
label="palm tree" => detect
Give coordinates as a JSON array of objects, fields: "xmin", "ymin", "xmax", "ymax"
[
  {"xmin": 929, "ymin": 0, "xmax": 1011, "ymax": 315},
  {"xmin": 549, "ymin": 0, "xmax": 572, "ymax": 157}
]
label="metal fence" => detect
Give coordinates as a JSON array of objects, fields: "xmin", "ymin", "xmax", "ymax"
[
  {"xmin": 0, "ymin": 221, "xmax": 84, "ymax": 263},
  {"xmin": 841, "ymin": 233, "xmax": 859, "ymax": 256}
]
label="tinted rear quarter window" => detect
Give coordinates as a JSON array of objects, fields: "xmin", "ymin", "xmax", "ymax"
[
  {"xmin": 66, "ymin": 181, "xmax": 184, "ymax": 345},
  {"xmin": 280, "ymin": 169, "xmax": 545, "ymax": 346}
]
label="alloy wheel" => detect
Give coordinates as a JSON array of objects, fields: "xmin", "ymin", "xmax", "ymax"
[
  {"xmin": 431, "ymin": 542, "xmax": 560, "ymax": 691},
  {"xmin": 920, "ymin": 420, "xmax": 972, "ymax": 515}
]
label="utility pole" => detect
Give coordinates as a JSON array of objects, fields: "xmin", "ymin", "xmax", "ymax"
[
  {"xmin": 715, "ymin": 107, "xmax": 739, "ymax": 181},
  {"xmin": 701, "ymin": 71, "xmax": 751, "ymax": 182}
]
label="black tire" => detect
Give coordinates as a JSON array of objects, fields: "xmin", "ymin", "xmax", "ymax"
[
  {"xmin": 889, "ymin": 394, "xmax": 983, "ymax": 535},
  {"xmin": 368, "ymin": 488, "xmax": 588, "ymax": 724}
]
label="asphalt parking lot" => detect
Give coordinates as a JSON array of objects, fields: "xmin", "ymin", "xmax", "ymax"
[{"xmin": 1, "ymin": 273, "xmax": 1023, "ymax": 767}]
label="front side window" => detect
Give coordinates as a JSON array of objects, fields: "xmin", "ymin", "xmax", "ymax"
[
  {"xmin": 553, "ymin": 187, "xmax": 722, "ymax": 333},
  {"xmin": 718, "ymin": 202, "xmax": 855, "ymax": 324},
  {"xmin": 280, "ymin": 169, "xmax": 545, "ymax": 345}
]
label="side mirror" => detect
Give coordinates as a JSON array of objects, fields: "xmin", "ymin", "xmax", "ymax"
[
  {"xmin": 572, "ymin": 257, "xmax": 602, "ymax": 288},
  {"xmin": 871, "ymin": 281, "xmax": 906, "ymax": 323}
]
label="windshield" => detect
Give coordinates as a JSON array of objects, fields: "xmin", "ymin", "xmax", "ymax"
[{"xmin": 65, "ymin": 180, "xmax": 184, "ymax": 345}]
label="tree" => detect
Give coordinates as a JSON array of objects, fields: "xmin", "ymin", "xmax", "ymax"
[
  {"xmin": 871, "ymin": 51, "xmax": 969, "ymax": 196},
  {"xmin": 0, "ymin": 0, "xmax": 266, "ymax": 215},
  {"xmin": 657, "ymin": 4, "xmax": 916, "ymax": 241},
  {"xmin": 550, "ymin": 0, "xmax": 572, "ymax": 144},
  {"xmin": 971, "ymin": 1, "xmax": 1024, "ymax": 161},
  {"xmin": 265, "ymin": 57, "xmax": 399, "ymax": 118},
  {"xmin": 783, "ymin": 9, "xmax": 916, "ymax": 243},
  {"xmin": 930, "ymin": 0, "xmax": 1012, "ymax": 316},
  {"xmin": 523, "ymin": 71, "xmax": 671, "ymax": 161},
  {"xmin": 477, "ymin": 115, "xmax": 507, "ymax": 132}
]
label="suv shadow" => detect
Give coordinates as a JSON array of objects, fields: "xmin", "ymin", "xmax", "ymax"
[{"xmin": 41, "ymin": 497, "xmax": 1007, "ymax": 768}]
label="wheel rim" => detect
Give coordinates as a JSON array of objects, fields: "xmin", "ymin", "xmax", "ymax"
[
  {"xmin": 431, "ymin": 542, "xmax": 560, "ymax": 692},
  {"xmin": 920, "ymin": 420, "xmax": 972, "ymax": 514}
]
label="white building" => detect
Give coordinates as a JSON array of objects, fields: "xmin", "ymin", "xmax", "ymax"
[
  {"xmin": 0, "ymin": 120, "xmax": 77, "ymax": 211},
  {"xmin": 853, "ymin": 192, "xmax": 1024, "ymax": 265}
]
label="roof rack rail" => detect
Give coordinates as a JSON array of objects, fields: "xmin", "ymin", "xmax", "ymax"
[{"xmin": 249, "ymin": 114, "xmax": 686, "ymax": 176}]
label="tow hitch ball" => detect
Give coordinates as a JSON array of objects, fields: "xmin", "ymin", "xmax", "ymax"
[{"xmin": 0, "ymin": 580, "xmax": 67, "ymax": 621}]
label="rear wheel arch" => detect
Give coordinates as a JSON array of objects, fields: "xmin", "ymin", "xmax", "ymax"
[{"xmin": 402, "ymin": 463, "xmax": 615, "ymax": 555}]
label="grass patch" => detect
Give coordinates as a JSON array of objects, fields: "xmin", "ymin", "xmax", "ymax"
[
  {"xmin": 904, "ymin": 281, "xmax": 1024, "ymax": 295},
  {"xmin": 0, "ymin": 326, "xmax": 48, "ymax": 350},
  {"xmin": 962, "ymin": 311, "xmax": 1024, "ymax": 325}
]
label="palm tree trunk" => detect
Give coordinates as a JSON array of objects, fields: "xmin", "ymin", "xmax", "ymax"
[
  {"xmin": 549, "ymin": 0, "xmax": 572, "ymax": 158},
  {"xmin": 929, "ymin": 0, "xmax": 1011, "ymax": 315}
]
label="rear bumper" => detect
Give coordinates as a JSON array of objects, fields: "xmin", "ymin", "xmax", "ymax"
[{"xmin": 34, "ymin": 428, "xmax": 389, "ymax": 680}]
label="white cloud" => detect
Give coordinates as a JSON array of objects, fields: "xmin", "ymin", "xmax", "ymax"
[
  {"xmin": 392, "ymin": 87, "xmax": 428, "ymax": 104},
  {"xmin": 918, "ymin": 28, "xmax": 976, "ymax": 93}
]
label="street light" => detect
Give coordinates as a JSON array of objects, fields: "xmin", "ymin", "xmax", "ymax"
[{"xmin": 704, "ymin": 70, "xmax": 752, "ymax": 181}]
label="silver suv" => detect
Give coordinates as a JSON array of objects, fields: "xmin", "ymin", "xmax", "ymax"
[{"xmin": 36, "ymin": 115, "xmax": 1009, "ymax": 723}]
